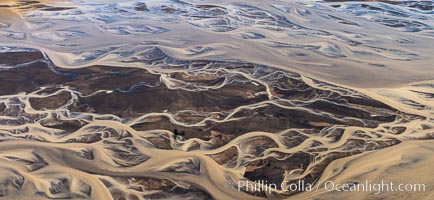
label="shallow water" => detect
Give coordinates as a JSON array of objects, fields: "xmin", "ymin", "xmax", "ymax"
[{"xmin": 0, "ymin": 0, "xmax": 433, "ymax": 199}]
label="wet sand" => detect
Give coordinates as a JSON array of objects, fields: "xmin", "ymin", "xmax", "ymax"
[{"xmin": 0, "ymin": 0, "xmax": 433, "ymax": 199}]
